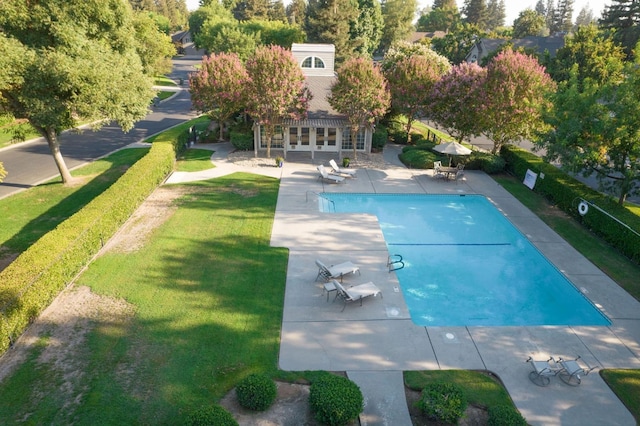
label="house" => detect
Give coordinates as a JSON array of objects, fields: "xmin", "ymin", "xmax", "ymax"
[
  {"xmin": 465, "ymin": 35, "xmax": 565, "ymax": 64},
  {"xmin": 252, "ymin": 43, "xmax": 373, "ymax": 159}
]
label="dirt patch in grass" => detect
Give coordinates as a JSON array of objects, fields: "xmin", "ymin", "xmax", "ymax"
[{"xmin": 101, "ymin": 186, "xmax": 191, "ymax": 254}]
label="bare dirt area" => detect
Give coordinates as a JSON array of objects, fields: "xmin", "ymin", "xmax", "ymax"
[{"xmin": 405, "ymin": 388, "xmax": 489, "ymax": 426}]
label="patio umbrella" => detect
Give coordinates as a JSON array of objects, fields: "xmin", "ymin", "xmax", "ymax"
[{"xmin": 434, "ymin": 142, "xmax": 472, "ymax": 166}]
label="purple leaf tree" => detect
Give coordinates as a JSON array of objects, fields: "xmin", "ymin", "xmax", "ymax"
[
  {"xmin": 430, "ymin": 62, "xmax": 487, "ymax": 144},
  {"xmin": 245, "ymin": 45, "xmax": 310, "ymax": 158},
  {"xmin": 482, "ymin": 50, "xmax": 555, "ymax": 154},
  {"xmin": 386, "ymin": 54, "xmax": 451, "ymax": 135},
  {"xmin": 329, "ymin": 58, "xmax": 391, "ymax": 160},
  {"xmin": 189, "ymin": 52, "xmax": 248, "ymax": 141}
]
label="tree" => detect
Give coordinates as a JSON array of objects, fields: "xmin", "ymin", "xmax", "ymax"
[
  {"xmin": 385, "ymin": 53, "xmax": 451, "ymax": 135},
  {"xmin": 305, "ymin": 0, "xmax": 360, "ymax": 64},
  {"xmin": 574, "ymin": 6, "xmax": 595, "ymax": 29},
  {"xmin": 233, "ymin": 0, "xmax": 270, "ymax": 21},
  {"xmin": 416, "ymin": 4, "xmax": 461, "ymax": 32},
  {"xmin": 190, "ymin": 53, "xmax": 248, "ymax": 141},
  {"xmin": 329, "ymin": 58, "xmax": 390, "ymax": 160},
  {"xmin": 485, "ymin": 0, "xmax": 506, "ymax": 30},
  {"xmin": 350, "ymin": 0, "xmax": 384, "ymax": 57},
  {"xmin": 547, "ymin": 25, "xmax": 626, "ymax": 85},
  {"xmin": 431, "ymin": 23, "xmax": 485, "ymax": 64},
  {"xmin": 482, "ymin": 50, "xmax": 556, "ymax": 154},
  {"xmin": 599, "ymin": 0, "xmax": 640, "ymax": 58},
  {"xmin": 245, "ymin": 45, "xmax": 310, "ymax": 158},
  {"xmin": 462, "ymin": 0, "xmax": 487, "ymax": 28},
  {"xmin": 379, "ymin": 0, "xmax": 418, "ymax": 53},
  {"xmin": 554, "ymin": 0, "xmax": 574, "ymax": 32},
  {"xmin": 286, "ymin": 0, "xmax": 307, "ymax": 25},
  {"xmin": 539, "ymin": 62, "xmax": 640, "ymax": 204},
  {"xmin": 189, "ymin": 3, "xmax": 235, "ymax": 47},
  {"xmin": 269, "ymin": 0, "xmax": 287, "ymax": 21},
  {"xmin": 513, "ymin": 9, "xmax": 547, "ymax": 38},
  {"xmin": 431, "ymin": 62, "xmax": 487, "ymax": 143},
  {"xmin": 0, "ymin": 0, "xmax": 155, "ymax": 184},
  {"xmin": 132, "ymin": 11, "xmax": 176, "ymax": 76},
  {"xmin": 535, "ymin": 0, "xmax": 546, "ymax": 15},
  {"xmin": 381, "ymin": 40, "xmax": 452, "ymax": 73},
  {"xmin": 241, "ymin": 19, "xmax": 306, "ymax": 47}
]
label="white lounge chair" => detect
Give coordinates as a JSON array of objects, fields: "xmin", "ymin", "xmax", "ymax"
[
  {"xmin": 315, "ymin": 259, "xmax": 360, "ymax": 282},
  {"xmin": 557, "ymin": 356, "xmax": 597, "ymax": 386},
  {"xmin": 333, "ymin": 280, "xmax": 382, "ymax": 311},
  {"xmin": 317, "ymin": 165, "xmax": 345, "ymax": 183},
  {"xmin": 329, "ymin": 159, "xmax": 356, "ymax": 177}
]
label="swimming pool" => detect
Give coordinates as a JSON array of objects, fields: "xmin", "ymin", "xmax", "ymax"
[{"xmin": 319, "ymin": 193, "xmax": 610, "ymax": 327}]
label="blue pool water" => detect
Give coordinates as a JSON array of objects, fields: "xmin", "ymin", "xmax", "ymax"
[{"xmin": 319, "ymin": 193, "xmax": 610, "ymax": 327}]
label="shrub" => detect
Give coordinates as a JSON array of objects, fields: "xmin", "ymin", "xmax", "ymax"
[
  {"xmin": 487, "ymin": 405, "xmax": 527, "ymax": 426},
  {"xmin": 399, "ymin": 146, "xmax": 440, "ymax": 169},
  {"xmin": 309, "ymin": 374, "xmax": 363, "ymax": 426},
  {"xmin": 186, "ymin": 404, "xmax": 238, "ymax": 426},
  {"xmin": 230, "ymin": 131, "xmax": 253, "ymax": 151},
  {"xmin": 235, "ymin": 374, "xmax": 277, "ymax": 411},
  {"xmin": 417, "ymin": 381, "xmax": 467, "ymax": 424},
  {"xmin": 410, "ymin": 132, "xmax": 425, "ymax": 145},
  {"xmin": 465, "ymin": 151, "xmax": 505, "ymax": 174},
  {"xmin": 372, "ymin": 125, "xmax": 388, "ymax": 151}
]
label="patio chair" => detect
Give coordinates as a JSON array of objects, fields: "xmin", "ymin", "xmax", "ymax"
[
  {"xmin": 526, "ymin": 356, "xmax": 559, "ymax": 387},
  {"xmin": 332, "ymin": 280, "xmax": 382, "ymax": 311},
  {"xmin": 557, "ymin": 356, "xmax": 597, "ymax": 386},
  {"xmin": 433, "ymin": 161, "xmax": 446, "ymax": 181},
  {"xmin": 455, "ymin": 170, "xmax": 466, "ymax": 185},
  {"xmin": 315, "ymin": 259, "xmax": 360, "ymax": 282},
  {"xmin": 317, "ymin": 165, "xmax": 345, "ymax": 184},
  {"xmin": 329, "ymin": 159, "xmax": 356, "ymax": 177}
]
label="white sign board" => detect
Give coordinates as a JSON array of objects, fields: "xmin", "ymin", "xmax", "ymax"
[{"xmin": 523, "ymin": 169, "xmax": 538, "ymax": 190}]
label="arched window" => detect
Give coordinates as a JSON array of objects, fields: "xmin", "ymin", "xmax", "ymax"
[{"xmin": 301, "ymin": 56, "xmax": 326, "ymax": 69}]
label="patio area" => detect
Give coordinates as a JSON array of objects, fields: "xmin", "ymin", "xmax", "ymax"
[{"xmin": 270, "ymin": 148, "xmax": 640, "ymax": 426}]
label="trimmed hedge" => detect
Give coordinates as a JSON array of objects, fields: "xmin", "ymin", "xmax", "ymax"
[
  {"xmin": 0, "ymin": 120, "xmax": 194, "ymax": 355},
  {"xmin": 186, "ymin": 405, "xmax": 238, "ymax": 426},
  {"xmin": 372, "ymin": 125, "xmax": 387, "ymax": 151},
  {"xmin": 230, "ymin": 131, "xmax": 253, "ymax": 151},
  {"xmin": 399, "ymin": 145, "xmax": 505, "ymax": 174},
  {"xmin": 235, "ymin": 374, "xmax": 277, "ymax": 411},
  {"xmin": 501, "ymin": 145, "xmax": 640, "ymax": 263},
  {"xmin": 309, "ymin": 373, "xmax": 363, "ymax": 426}
]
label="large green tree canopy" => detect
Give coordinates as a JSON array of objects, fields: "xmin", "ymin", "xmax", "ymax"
[{"xmin": 0, "ymin": 0, "xmax": 155, "ymax": 184}]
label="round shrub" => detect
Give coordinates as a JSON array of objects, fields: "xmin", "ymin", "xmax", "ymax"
[
  {"xmin": 186, "ymin": 404, "xmax": 238, "ymax": 426},
  {"xmin": 309, "ymin": 374, "xmax": 364, "ymax": 426},
  {"xmin": 235, "ymin": 373, "xmax": 277, "ymax": 411},
  {"xmin": 487, "ymin": 405, "xmax": 527, "ymax": 426},
  {"xmin": 417, "ymin": 381, "xmax": 467, "ymax": 424}
]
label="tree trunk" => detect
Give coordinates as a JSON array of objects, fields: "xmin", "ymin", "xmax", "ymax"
[
  {"xmin": 405, "ymin": 118, "xmax": 413, "ymax": 138},
  {"xmin": 265, "ymin": 125, "xmax": 273, "ymax": 158},
  {"xmin": 219, "ymin": 120, "xmax": 225, "ymax": 141},
  {"xmin": 43, "ymin": 127, "xmax": 74, "ymax": 184},
  {"xmin": 351, "ymin": 126, "xmax": 359, "ymax": 160}
]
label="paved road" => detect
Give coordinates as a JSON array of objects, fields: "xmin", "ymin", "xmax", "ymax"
[{"xmin": 0, "ymin": 56, "xmax": 202, "ymax": 200}]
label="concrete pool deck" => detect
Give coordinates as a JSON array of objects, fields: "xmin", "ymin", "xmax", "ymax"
[{"xmin": 166, "ymin": 143, "xmax": 640, "ymax": 425}]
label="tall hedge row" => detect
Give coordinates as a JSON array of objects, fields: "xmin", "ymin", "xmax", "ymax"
[
  {"xmin": 501, "ymin": 145, "xmax": 640, "ymax": 263},
  {"xmin": 0, "ymin": 125, "xmax": 185, "ymax": 355}
]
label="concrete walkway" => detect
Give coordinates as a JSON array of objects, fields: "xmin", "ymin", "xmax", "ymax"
[{"xmin": 166, "ymin": 143, "xmax": 640, "ymax": 426}]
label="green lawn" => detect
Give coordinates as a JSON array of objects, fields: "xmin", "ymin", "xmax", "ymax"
[
  {"xmin": 601, "ymin": 370, "xmax": 640, "ymax": 422},
  {"xmin": 176, "ymin": 148, "xmax": 215, "ymax": 172},
  {"xmin": 0, "ymin": 174, "xmax": 287, "ymax": 423},
  {"xmin": 0, "ymin": 148, "xmax": 149, "ymax": 255},
  {"xmin": 405, "ymin": 370, "xmax": 513, "ymax": 409}
]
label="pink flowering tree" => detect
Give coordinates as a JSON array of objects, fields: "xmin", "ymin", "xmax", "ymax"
[
  {"xmin": 430, "ymin": 62, "xmax": 487, "ymax": 144},
  {"xmin": 386, "ymin": 54, "xmax": 451, "ymax": 135},
  {"xmin": 189, "ymin": 52, "xmax": 248, "ymax": 141},
  {"xmin": 245, "ymin": 45, "xmax": 311, "ymax": 158},
  {"xmin": 329, "ymin": 58, "xmax": 391, "ymax": 160},
  {"xmin": 482, "ymin": 50, "xmax": 556, "ymax": 154}
]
